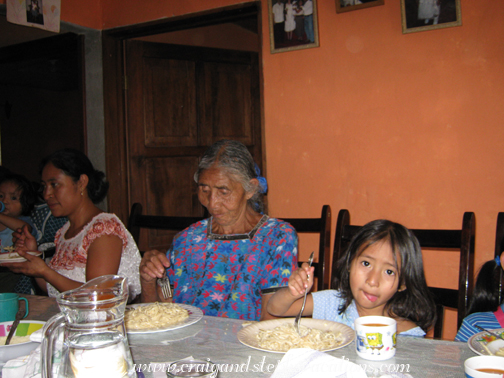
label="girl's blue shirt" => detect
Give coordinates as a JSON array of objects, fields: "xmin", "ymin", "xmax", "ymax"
[
  {"xmin": 455, "ymin": 304, "xmax": 504, "ymax": 342},
  {"xmin": 312, "ymin": 289, "xmax": 426, "ymax": 337}
]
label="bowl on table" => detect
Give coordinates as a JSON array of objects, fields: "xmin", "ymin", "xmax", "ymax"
[
  {"xmin": 465, "ymin": 355, "xmax": 504, "ymax": 377},
  {"xmin": 0, "ymin": 320, "xmax": 45, "ymax": 367}
]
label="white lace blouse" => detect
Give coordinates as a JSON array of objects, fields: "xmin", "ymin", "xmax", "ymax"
[{"xmin": 46, "ymin": 213, "xmax": 142, "ymax": 300}]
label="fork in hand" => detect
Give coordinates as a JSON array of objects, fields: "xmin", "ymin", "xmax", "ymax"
[
  {"xmin": 157, "ymin": 274, "xmax": 172, "ymax": 299},
  {"xmin": 294, "ymin": 251, "xmax": 314, "ymax": 336}
]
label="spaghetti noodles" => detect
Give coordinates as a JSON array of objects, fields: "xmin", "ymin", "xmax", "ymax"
[
  {"xmin": 256, "ymin": 323, "xmax": 344, "ymax": 352},
  {"xmin": 125, "ymin": 302, "xmax": 189, "ymax": 330}
]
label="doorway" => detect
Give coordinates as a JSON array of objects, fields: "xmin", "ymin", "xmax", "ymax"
[
  {"xmin": 0, "ymin": 32, "xmax": 86, "ymax": 182},
  {"xmin": 103, "ymin": 2, "xmax": 263, "ymax": 251}
]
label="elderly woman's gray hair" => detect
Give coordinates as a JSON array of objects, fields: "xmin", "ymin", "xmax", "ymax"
[{"xmin": 194, "ymin": 140, "xmax": 266, "ymax": 213}]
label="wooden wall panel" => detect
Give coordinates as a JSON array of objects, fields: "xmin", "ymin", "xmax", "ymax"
[{"xmin": 144, "ymin": 57, "xmax": 198, "ymax": 147}]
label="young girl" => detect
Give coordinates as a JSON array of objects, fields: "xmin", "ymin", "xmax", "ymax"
[
  {"xmin": 455, "ymin": 254, "xmax": 504, "ymax": 341},
  {"xmin": 0, "ymin": 173, "xmax": 37, "ymax": 251},
  {"xmin": 267, "ymin": 219, "xmax": 436, "ymax": 336}
]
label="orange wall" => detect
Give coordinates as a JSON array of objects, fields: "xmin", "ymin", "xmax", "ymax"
[{"xmin": 47, "ymin": 0, "xmax": 504, "ymax": 338}]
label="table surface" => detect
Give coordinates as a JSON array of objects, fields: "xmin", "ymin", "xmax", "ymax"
[{"xmin": 23, "ymin": 294, "xmax": 475, "ymax": 378}]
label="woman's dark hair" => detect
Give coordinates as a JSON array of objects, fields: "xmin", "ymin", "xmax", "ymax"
[
  {"xmin": 332, "ymin": 219, "xmax": 436, "ymax": 332},
  {"xmin": 40, "ymin": 148, "xmax": 109, "ymax": 204},
  {"xmin": 194, "ymin": 140, "xmax": 265, "ymax": 213},
  {"xmin": 466, "ymin": 259, "xmax": 502, "ymax": 315},
  {"xmin": 0, "ymin": 173, "xmax": 37, "ymax": 216}
]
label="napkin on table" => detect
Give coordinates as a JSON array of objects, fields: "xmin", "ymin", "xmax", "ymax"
[
  {"xmin": 271, "ymin": 348, "xmax": 367, "ymax": 378},
  {"xmin": 1, "ymin": 328, "xmax": 63, "ymax": 378},
  {"xmin": 1, "ymin": 329, "xmax": 43, "ymax": 378},
  {"xmin": 271, "ymin": 349, "xmax": 414, "ymax": 378}
]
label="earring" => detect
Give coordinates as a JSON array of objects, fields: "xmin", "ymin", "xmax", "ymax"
[{"xmin": 81, "ymin": 191, "xmax": 83, "ymax": 196}]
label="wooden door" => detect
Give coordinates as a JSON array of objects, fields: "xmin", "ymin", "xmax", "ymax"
[{"xmin": 125, "ymin": 40, "xmax": 261, "ymax": 251}]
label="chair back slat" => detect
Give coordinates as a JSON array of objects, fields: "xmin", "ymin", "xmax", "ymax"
[
  {"xmin": 282, "ymin": 205, "xmax": 332, "ymax": 291},
  {"xmin": 332, "ymin": 209, "xmax": 475, "ymax": 339},
  {"xmin": 495, "ymin": 213, "xmax": 504, "ymax": 305},
  {"xmin": 127, "ymin": 203, "xmax": 204, "ymax": 251}
]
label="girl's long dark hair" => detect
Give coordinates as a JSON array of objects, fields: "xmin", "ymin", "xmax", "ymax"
[
  {"xmin": 332, "ymin": 219, "xmax": 437, "ymax": 332},
  {"xmin": 466, "ymin": 259, "xmax": 502, "ymax": 315}
]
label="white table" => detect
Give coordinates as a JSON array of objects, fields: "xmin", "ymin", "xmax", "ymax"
[
  {"xmin": 25, "ymin": 295, "xmax": 475, "ymax": 377},
  {"xmin": 128, "ymin": 316, "xmax": 475, "ymax": 377}
]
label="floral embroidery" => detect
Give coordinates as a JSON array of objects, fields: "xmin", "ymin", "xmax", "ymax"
[
  {"xmin": 167, "ymin": 218, "xmax": 298, "ymax": 321},
  {"xmin": 47, "ymin": 213, "xmax": 141, "ymax": 300}
]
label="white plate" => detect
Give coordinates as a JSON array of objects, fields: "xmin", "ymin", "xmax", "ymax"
[
  {"xmin": 0, "ymin": 251, "xmax": 42, "ymax": 263},
  {"xmin": 125, "ymin": 303, "xmax": 203, "ymax": 334},
  {"xmin": 468, "ymin": 328, "xmax": 504, "ymax": 356},
  {"xmin": 237, "ymin": 318, "xmax": 355, "ymax": 353},
  {"xmin": 0, "ymin": 320, "xmax": 45, "ymax": 367}
]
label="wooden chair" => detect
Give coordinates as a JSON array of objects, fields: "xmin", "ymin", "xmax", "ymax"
[
  {"xmin": 128, "ymin": 202, "xmax": 331, "ymax": 290},
  {"xmin": 332, "ymin": 209, "xmax": 475, "ymax": 339},
  {"xmin": 127, "ymin": 203, "xmax": 205, "ymax": 252},
  {"xmin": 494, "ymin": 212, "xmax": 504, "ymax": 304},
  {"xmin": 281, "ymin": 205, "xmax": 332, "ymax": 291}
]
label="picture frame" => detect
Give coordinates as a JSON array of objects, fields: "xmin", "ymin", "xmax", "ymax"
[
  {"xmin": 268, "ymin": 0, "xmax": 319, "ymax": 54},
  {"xmin": 336, "ymin": 0, "xmax": 384, "ymax": 14},
  {"xmin": 401, "ymin": 0, "xmax": 461, "ymax": 34}
]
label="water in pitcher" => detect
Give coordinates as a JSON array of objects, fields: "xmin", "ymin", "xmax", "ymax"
[
  {"xmin": 64, "ymin": 331, "xmax": 134, "ymax": 378},
  {"xmin": 42, "ymin": 276, "xmax": 137, "ymax": 378}
]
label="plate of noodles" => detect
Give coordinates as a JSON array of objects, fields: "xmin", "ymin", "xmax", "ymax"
[
  {"xmin": 125, "ymin": 302, "xmax": 203, "ymax": 334},
  {"xmin": 237, "ymin": 318, "xmax": 355, "ymax": 353},
  {"xmin": 468, "ymin": 328, "xmax": 504, "ymax": 356},
  {"xmin": 0, "ymin": 251, "xmax": 42, "ymax": 263}
]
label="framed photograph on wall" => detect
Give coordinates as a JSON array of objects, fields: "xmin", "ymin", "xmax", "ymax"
[
  {"xmin": 336, "ymin": 0, "xmax": 384, "ymax": 14},
  {"xmin": 268, "ymin": 0, "xmax": 319, "ymax": 54},
  {"xmin": 401, "ymin": 0, "xmax": 461, "ymax": 34}
]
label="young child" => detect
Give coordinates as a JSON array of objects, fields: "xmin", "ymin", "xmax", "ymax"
[
  {"xmin": 267, "ymin": 219, "xmax": 436, "ymax": 336},
  {"xmin": 455, "ymin": 254, "xmax": 504, "ymax": 342},
  {"xmin": 0, "ymin": 173, "xmax": 37, "ymax": 251}
]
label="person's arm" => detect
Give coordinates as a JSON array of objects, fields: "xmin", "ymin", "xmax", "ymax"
[
  {"xmin": 139, "ymin": 249, "xmax": 172, "ymax": 303},
  {"xmin": 6, "ymin": 233, "xmax": 124, "ymax": 293},
  {"xmin": 266, "ymin": 264, "xmax": 315, "ymax": 317},
  {"xmin": 0, "ymin": 214, "xmax": 32, "ymax": 234},
  {"xmin": 85, "ymin": 234, "xmax": 122, "ymax": 280}
]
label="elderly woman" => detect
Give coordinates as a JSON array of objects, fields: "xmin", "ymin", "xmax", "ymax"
[{"xmin": 140, "ymin": 140, "xmax": 298, "ymax": 320}]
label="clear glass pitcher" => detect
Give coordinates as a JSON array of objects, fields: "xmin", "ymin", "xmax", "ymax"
[{"xmin": 41, "ymin": 275, "xmax": 137, "ymax": 378}]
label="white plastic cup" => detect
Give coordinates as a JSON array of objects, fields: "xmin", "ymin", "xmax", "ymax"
[
  {"xmin": 354, "ymin": 316, "xmax": 396, "ymax": 361},
  {"xmin": 464, "ymin": 356, "xmax": 504, "ymax": 377}
]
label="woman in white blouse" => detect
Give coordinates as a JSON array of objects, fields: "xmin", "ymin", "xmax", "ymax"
[{"xmin": 3, "ymin": 149, "xmax": 141, "ymax": 300}]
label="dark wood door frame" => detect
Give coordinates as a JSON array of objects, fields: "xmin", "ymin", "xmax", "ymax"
[{"xmin": 102, "ymin": 2, "xmax": 263, "ymax": 222}]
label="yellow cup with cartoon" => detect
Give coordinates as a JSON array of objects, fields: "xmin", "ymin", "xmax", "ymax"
[{"xmin": 355, "ymin": 316, "xmax": 396, "ymax": 361}]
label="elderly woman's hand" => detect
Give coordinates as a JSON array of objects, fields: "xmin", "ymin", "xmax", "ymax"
[
  {"xmin": 139, "ymin": 249, "xmax": 171, "ymax": 283},
  {"xmin": 287, "ymin": 263, "xmax": 315, "ymax": 298}
]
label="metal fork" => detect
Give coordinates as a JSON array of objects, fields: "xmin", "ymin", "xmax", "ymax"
[
  {"xmin": 294, "ymin": 251, "xmax": 314, "ymax": 336},
  {"xmin": 157, "ymin": 275, "xmax": 172, "ymax": 299}
]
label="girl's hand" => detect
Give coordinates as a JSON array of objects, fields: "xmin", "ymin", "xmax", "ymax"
[
  {"xmin": 13, "ymin": 225, "xmax": 38, "ymax": 251},
  {"xmin": 2, "ymin": 250, "xmax": 48, "ymax": 278},
  {"xmin": 288, "ymin": 263, "xmax": 315, "ymax": 297},
  {"xmin": 139, "ymin": 249, "xmax": 171, "ymax": 283}
]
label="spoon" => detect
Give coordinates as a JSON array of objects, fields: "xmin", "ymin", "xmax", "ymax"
[
  {"xmin": 5, "ymin": 307, "xmax": 25, "ymax": 345},
  {"xmin": 475, "ymin": 325, "xmax": 504, "ymax": 341},
  {"xmin": 294, "ymin": 251, "xmax": 314, "ymax": 336}
]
